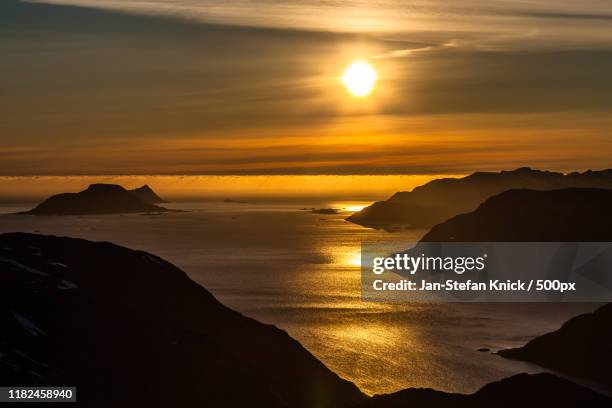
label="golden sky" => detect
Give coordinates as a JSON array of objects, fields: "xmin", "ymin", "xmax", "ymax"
[
  {"xmin": 0, "ymin": 174, "xmax": 451, "ymax": 203},
  {"xmin": 2, "ymin": 0, "xmax": 612, "ymax": 175}
]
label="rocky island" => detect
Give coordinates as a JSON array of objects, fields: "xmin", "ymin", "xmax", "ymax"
[
  {"xmin": 129, "ymin": 184, "xmax": 167, "ymax": 204},
  {"xmin": 310, "ymin": 208, "xmax": 340, "ymax": 215},
  {"xmin": 21, "ymin": 184, "xmax": 169, "ymax": 215}
]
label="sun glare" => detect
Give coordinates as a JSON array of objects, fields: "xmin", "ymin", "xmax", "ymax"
[
  {"xmin": 342, "ymin": 61, "xmax": 377, "ymax": 97},
  {"xmin": 345, "ymin": 251, "xmax": 362, "ymax": 267}
]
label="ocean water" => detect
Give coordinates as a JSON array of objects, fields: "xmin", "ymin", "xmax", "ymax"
[{"xmin": 0, "ymin": 201, "xmax": 598, "ymax": 395}]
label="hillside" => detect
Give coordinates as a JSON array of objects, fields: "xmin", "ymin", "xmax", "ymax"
[
  {"xmin": 0, "ymin": 233, "xmax": 364, "ymax": 407},
  {"xmin": 348, "ymin": 168, "xmax": 612, "ymax": 229},
  {"xmin": 499, "ymin": 304, "xmax": 612, "ymax": 387},
  {"xmin": 358, "ymin": 373, "xmax": 610, "ymax": 408},
  {"xmin": 421, "ymin": 188, "xmax": 612, "ymax": 242}
]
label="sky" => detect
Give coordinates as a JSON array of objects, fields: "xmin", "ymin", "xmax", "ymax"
[{"xmin": 2, "ymin": 0, "xmax": 612, "ymax": 176}]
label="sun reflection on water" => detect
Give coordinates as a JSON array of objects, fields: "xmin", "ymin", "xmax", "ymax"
[
  {"xmin": 345, "ymin": 251, "xmax": 362, "ymax": 267},
  {"xmin": 328, "ymin": 201, "xmax": 371, "ymax": 213},
  {"xmin": 345, "ymin": 204, "xmax": 367, "ymax": 212}
]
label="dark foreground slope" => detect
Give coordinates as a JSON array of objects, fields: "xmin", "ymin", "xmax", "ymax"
[
  {"xmin": 0, "ymin": 233, "xmax": 364, "ymax": 407},
  {"xmin": 499, "ymin": 304, "xmax": 612, "ymax": 387},
  {"xmin": 23, "ymin": 184, "xmax": 168, "ymax": 215},
  {"xmin": 348, "ymin": 168, "xmax": 612, "ymax": 230},
  {"xmin": 358, "ymin": 373, "xmax": 611, "ymax": 408},
  {"xmin": 421, "ymin": 188, "xmax": 612, "ymax": 242}
]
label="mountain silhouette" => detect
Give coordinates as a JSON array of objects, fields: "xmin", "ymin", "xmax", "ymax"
[
  {"xmin": 129, "ymin": 184, "xmax": 167, "ymax": 204},
  {"xmin": 0, "ymin": 233, "xmax": 365, "ymax": 407},
  {"xmin": 499, "ymin": 304, "xmax": 612, "ymax": 388},
  {"xmin": 348, "ymin": 168, "xmax": 612, "ymax": 230},
  {"xmin": 416, "ymin": 188, "xmax": 612, "ymax": 389},
  {"xmin": 22, "ymin": 184, "xmax": 169, "ymax": 215},
  {"xmin": 421, "ymin": 188, "xmax": 612, "ymax": 242},
  {"xmin": 358, "ymin": 373, "xmax": 611, "ymax": 408}
]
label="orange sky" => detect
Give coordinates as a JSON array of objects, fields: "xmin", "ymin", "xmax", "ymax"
[
  {"xmin": 2, "ymin": 0, "xmax": 612, "ymax": 176},
  {"xmin": 0, "ymin": 174, "xmax": 451, "ymax": 202}
]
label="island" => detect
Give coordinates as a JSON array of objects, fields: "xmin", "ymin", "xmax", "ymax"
[
  {"xmin": 310, "ymin": 208, "xmax": 340, "ymax": 215},
  {"xmin": 21, "ymin": 184, "xmax": 170, "ymax": 215},
  {"xmin": 223, "ymin": 198, "xmax": 250, "ymax": 204},
  {"xmin": 129, "ymin": 184, "xmax": 167, "ymax": 204}
]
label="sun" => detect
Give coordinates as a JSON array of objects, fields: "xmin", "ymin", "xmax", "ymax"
[{"xmin": 342, "ymin": 61, "xmax": 377, "ymax": 97}]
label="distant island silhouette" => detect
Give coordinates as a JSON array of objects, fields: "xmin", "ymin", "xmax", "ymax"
[
  {"xmin": 348, "ymin": 168, "xmax": 612, "ymax": 230},
  {"xmin": 1, "ymin": 233, "xmax": 609, "ymax": 406},
  {"xmin": 21, "ymin": 184, "xmax": 169, "ymax": 215},
  {"xmin": 499, "ymin": 303, "xmax": 612, "ymax": 388},
  {"xmin": 129, "ymin": 184, "xmax": 167, "ymax": 204},
  {"xmin": 223, "ymin": 198, "xmax": 250, "ymax": 204},
  {"xmin": 310, "ymin": 208, "xmax": 340, "ymax": 215}
]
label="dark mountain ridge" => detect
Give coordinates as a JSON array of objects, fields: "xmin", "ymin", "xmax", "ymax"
[
  {"xmin": 413, "ymin": 187, "xmax": 612, "ymax": 390},
  {"xmin": 499, "ymin": 303, "xmax": 612, "ymax": 388},
  {"xmin": 420, "ymin": 188, "xmax": 612, "ymax": 242},
  {"xmin": 22, "ymin": 184, "xmax": 168, "ymax": 215},
  {"xmin": 348, "ymin": 168, "xmax": 612, "ymax": 229},
  {"xmin": 358, "ymin": 373, "xmax": 611, "ymax": 408}
]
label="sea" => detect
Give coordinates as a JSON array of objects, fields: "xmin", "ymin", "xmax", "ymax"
[{"xmin": 0, "ymin": 200, "xmax": 599, "ymax": 396}]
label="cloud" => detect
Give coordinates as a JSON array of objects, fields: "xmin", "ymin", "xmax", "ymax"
[
  {"xmin": 511, "ymin": 11, "xmax": 612, "ymax": 22},
  {"xmin": 3, "ymin": 0, "xmax": 612, "ymax": 175}
]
